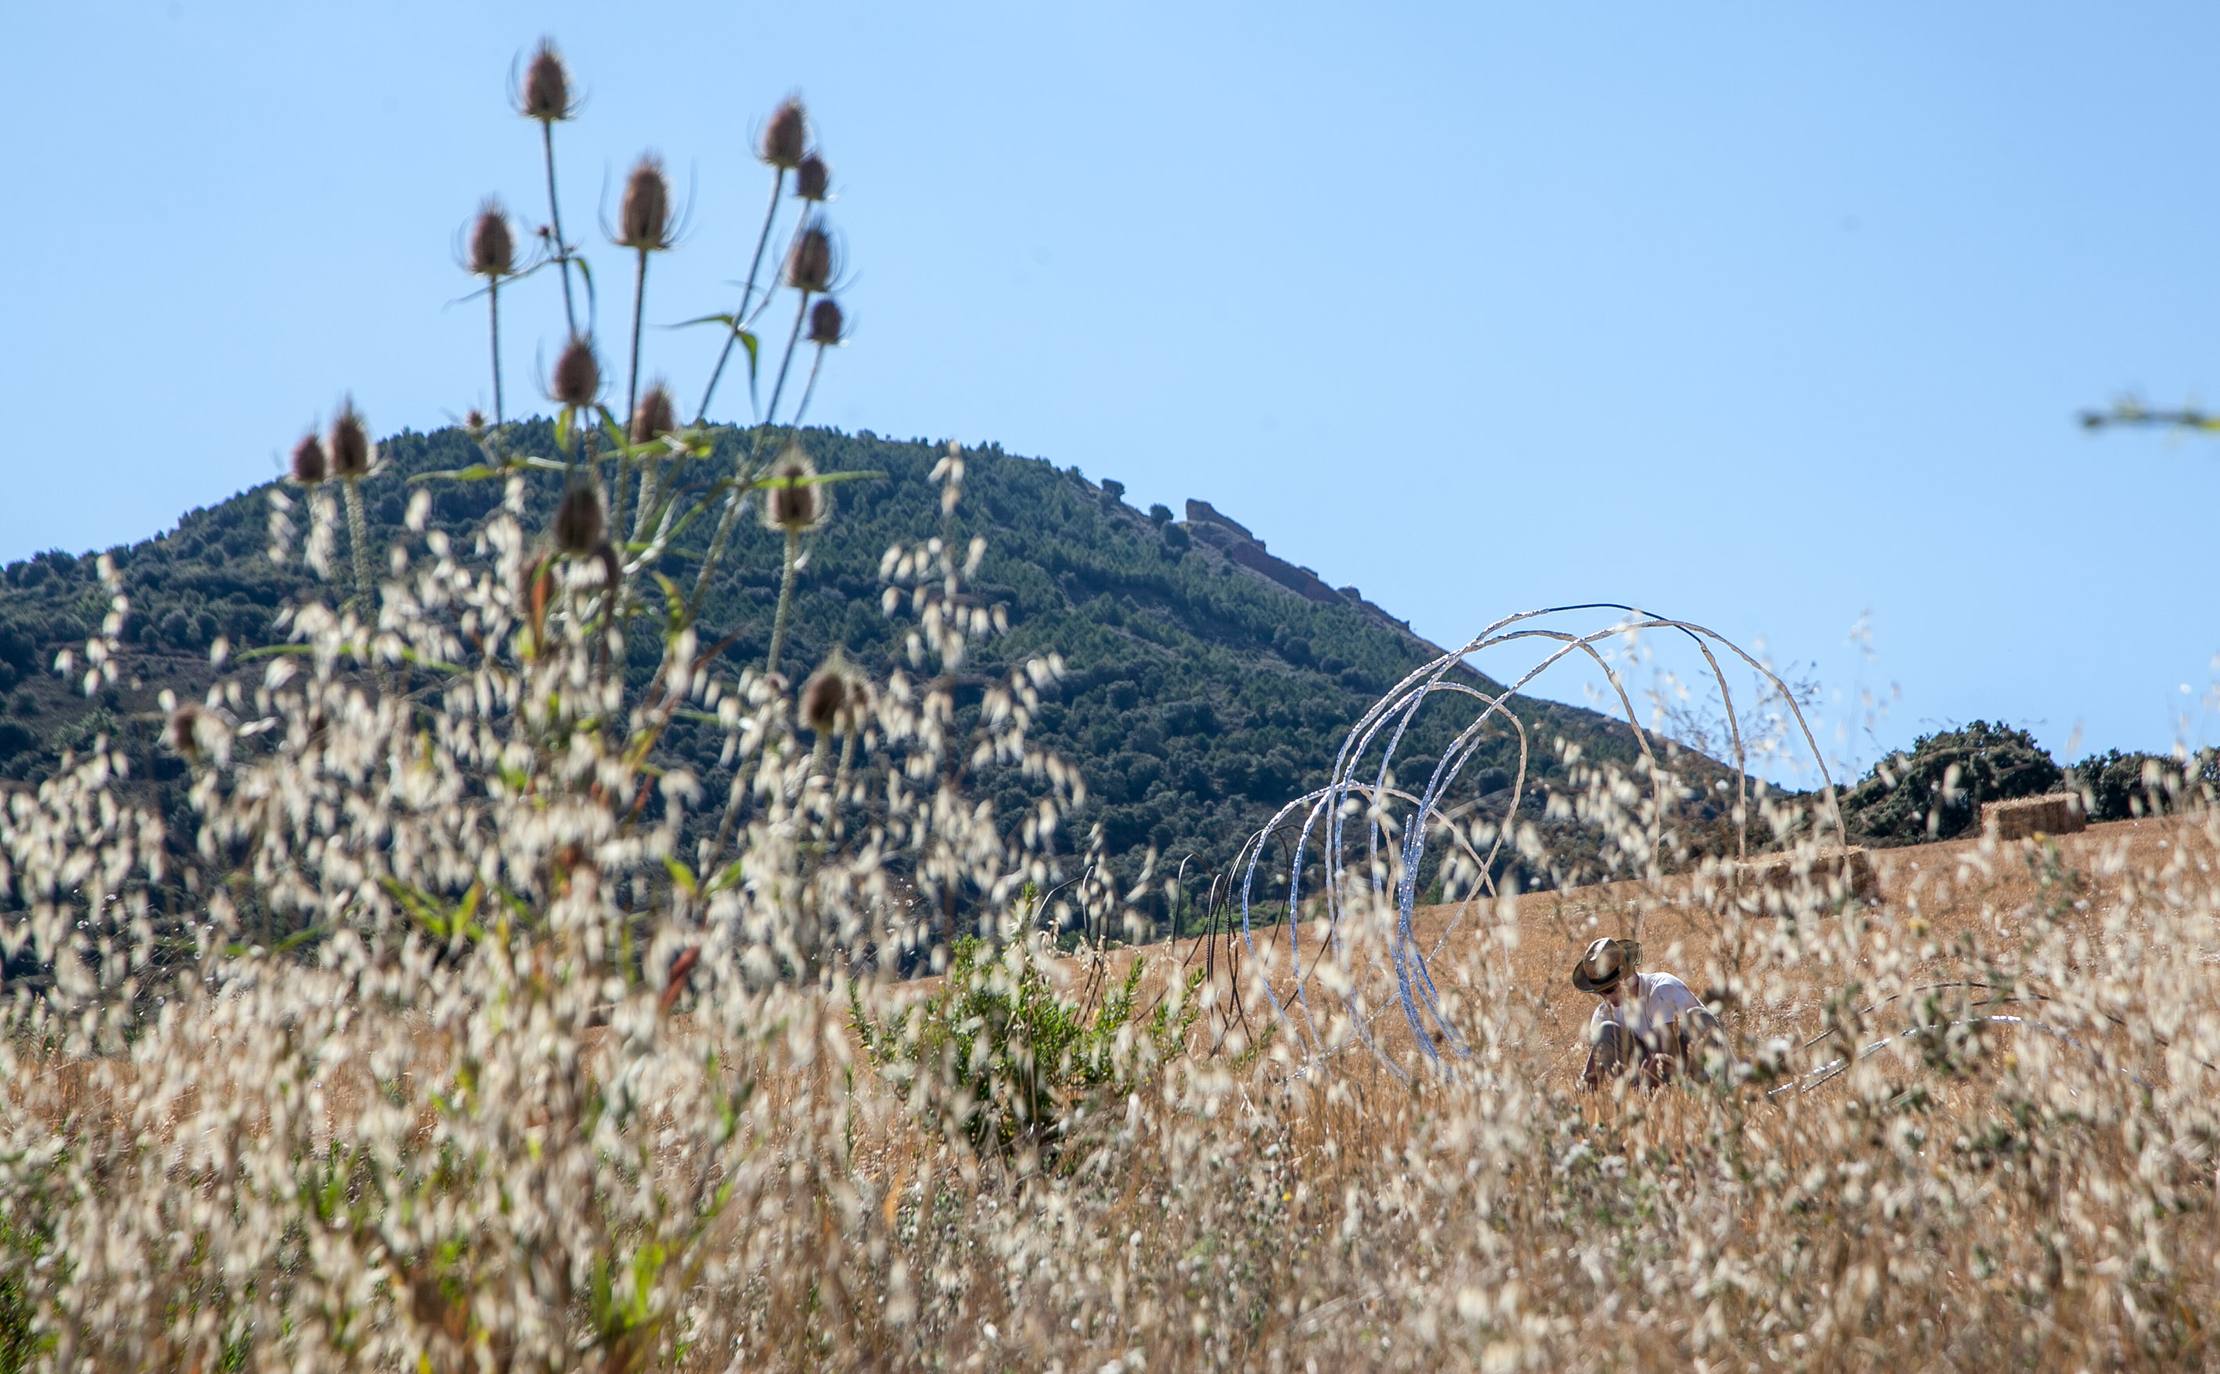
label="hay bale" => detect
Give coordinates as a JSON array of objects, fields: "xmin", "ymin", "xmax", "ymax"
[
  {"xmin": 1981, "ymin": 792, "xmax": 2086, "ymax": 841},
  {"xmin": 1709, "ymin": 844, "xmax": 1879, "ymax": 915}
]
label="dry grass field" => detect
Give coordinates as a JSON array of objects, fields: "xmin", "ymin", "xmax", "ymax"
[
  {"xmin": 788, "ymin": 810, "xmax": 2220, "ymax": 1370},
  {"xmin": 1074, "ymin": 812, "xmax": 2215, "ymax": 1085},
  {"xmin": 11, "ymin": 809, "xmax": 2218, "ymax": 1370}
]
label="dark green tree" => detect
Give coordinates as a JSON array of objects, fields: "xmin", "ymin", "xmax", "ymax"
[{"xmin": 1840, "ymin": 720, "xmax": 2062, "ymax": 844}]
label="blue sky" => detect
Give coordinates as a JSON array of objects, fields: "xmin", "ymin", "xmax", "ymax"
[{"xmin": 6, "ymin": 2, "xmax": 2219, "ymax": 782}]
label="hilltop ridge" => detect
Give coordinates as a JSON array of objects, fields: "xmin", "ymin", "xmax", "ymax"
[{"xmin": 0, "ymin": 423, "xmax": 1704, "ymax": 924}]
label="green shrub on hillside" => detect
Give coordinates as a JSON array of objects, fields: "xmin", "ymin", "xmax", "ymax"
[
  {"xmin": 2068, "ymin": 747, "xmax": 2220, "ymax": 821},
  {"xmin": 1839, "ymin": 719, "xmax": 2062, "ymax": 843}
]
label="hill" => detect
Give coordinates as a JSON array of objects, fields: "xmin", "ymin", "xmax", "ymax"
[{"xmin": 0, "ymin": 421, "xmax": 1716, "ymax": 926}]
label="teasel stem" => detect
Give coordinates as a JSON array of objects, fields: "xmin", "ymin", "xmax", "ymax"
[
  {"xmin": 613, "ymin": 247, "xmax": 649, "ymax": 545},
  {"xmin": 684, "ymin": 479, "xmax": 747, "ymax": 621},
  {"xmin": 628, "ymin": 464, "xmax": 658, "ymax": 546},
  {"xmin": 832, "ymin": 730, "xmax": 857, "ymax": 837},
  {"xmin": 342, "ymin": 478, "xmax": 374, "ymax": 621},
  {"xmin": 695, "ymin": 170, "xmax": 786, "ymax": 424},
  {"xmin": 766, "ymin": 527, "xmax": 801, "ymax": 677},
  {"xmin": 806, "ymin": 733, "xmax": 831, "ymax": 803},
  {"xmin": 705, "ymin": 702, "xmax": 779, "ymax": 873},
  {"xmin": 791, "ymin": 343, "xmax": 828, "ymax": 428},
  {"xmin": 542, "ymin": 121, "xmax": 578, "ymax": 337},
  {"xmin": 630, "ymin": 465, "xmax": 668, "ymax": 549},
  {"xmin": 705, "ymin": 769, "xmax": 744, "ymax": 876},
  {"xmin": 683, "ymin": 425, "xmax": 778, "ymax": 621},
  {"xmin": 487, "ymin": 279, "xmax": 505, "ymax": 424},
  {"xmin": 576, "ymin": 426, "xmax": 624, "ymax": 661},
  {"xmin": 764, "ymin": 291, "xmax": 812, "ymax": 427}
]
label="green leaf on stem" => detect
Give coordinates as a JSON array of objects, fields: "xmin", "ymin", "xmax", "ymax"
[
  {"xmin": 409, "ymin": 464, "xmax": 511, "ymax": 483},
  {"xmin": 749, "ymin": 468, "xmax": 887, "ymax": 492},
  {"xmin": 574, "ymin": 254, "xmax": 598, "ymax": 324},
  {"xmin": 671, "ymin": 316, "xmax": 760, "ymax": 380}
]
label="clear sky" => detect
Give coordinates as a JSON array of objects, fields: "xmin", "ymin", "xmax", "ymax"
[{"xmin": 7, "ymin": 2, "xmax": 2219, "ymax": 784}]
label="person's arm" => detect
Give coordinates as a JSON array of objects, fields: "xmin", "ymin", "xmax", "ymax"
[{"xmin": 1578, "ymin": 1005, "xmax": 1608, "ymax": 1089}]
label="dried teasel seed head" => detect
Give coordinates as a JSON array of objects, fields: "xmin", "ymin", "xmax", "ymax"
[
  {"xmin": 468, "ymin": 199, "xmax": 516, "ymax": 277},
  {"xmin": 762, "ymin": 98, "xmax": 807, "ymax": 170},
  {"xmin": 551, "ymin": 336, "xmax": 601, "ymax": 408},
  {"xmin": 794, "ymin": 154, "xmax": 831, "ymax": 203},
  {"xmin": 617, "ymin": 154, "xmax": 671, "ymax": 250},
  {"xmin": 520, "ymin": 38, "xmax": 573, "ymax": 122},
  {"xmin": 290, "ymin": 433, "xmax": 328, "ymax": 486},
  {"xmin": 553, "ymin": 484, "xmax": 604, "ymax": 555},
  {"xmin": 168, "ymin": 703, "xmax": 204, "ymax": 758},
  {"xmin": 800, "ymin": 657, "xmax": 872, "ymax": 735},
  {"xmin": 842, "ymin": 672, "xmax": 876, "ymax": 727},
  {"xmin": 807, "ymin": 297, "xmax": 845, "ymax": 347},
  {"xmin": 630, "ymin": 381, "xmax": 677, "ymax": 445},
  {"xmin": 329, "ymin": 399, "xmax": 373, "ymax": 480},
  {"xmin": 786, "ymin": 220, "xmax": 835, "ymax": 294},
  {"xmin": 800, "ymin": 662, "xmax": 846, "ymax": 734},
  {"xmin": 761, "ymin": 450, "xmax": 829, "ymax": 533}
]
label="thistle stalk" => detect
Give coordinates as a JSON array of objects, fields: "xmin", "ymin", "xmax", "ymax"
[
  {"xmin": 487, "ymin": 279, "xmax": 505, "ymax": 424},
  {"xmin": 613, "ymin": 246, "xmax": 650, "ymax": 543},
  {"xmin": 683, "ymin": 474, "xmax": 749, "ymax": 622},
  {"xmin": 342, "ymin": 478, "xmax": 374, "ymax": 620},
  {"xmin": 832, "ymin": 730, "xmax": 857, "ymax": 836},
  {"xmin": 695, "ymin": 170, "xmax": 786, "ymax": 424},
  {"xmin": 764, "ymin": 291, "xmax": 812, "ymax": 427},
  {"xmin": 766, "ymin": 527, "xmax": 800, "ymax": 677},
  {"xmin": 542, "ymin": 121, "xmax": 578, "ymax": 337},
  {"xmin": 791, "ymin": 344, "xmax": 828, "ymax": 428}
]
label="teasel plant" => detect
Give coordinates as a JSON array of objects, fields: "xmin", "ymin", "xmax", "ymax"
[
  {"xmin": 460, "ymin": 198, "xmax": 522, "ymax": 424},
  {"xmin": 328, "ymin": 398, "xmax": 376, "ymax": 616},
  {"xmin": 759, "ymin": 446, "xmax": 830, "ymax": 679},
  {"xmin": 517, "ymin": 37, "xmax": 585, "ymax": 338},
  {"xmin": 0, "ymin": 38, "xmax": 1109, "ymax": 1371},
  {"xmin": 658, "ymin": 102, "xmax": 869, "ymax": 635},
  {"xmin": 428, "ymin": 50, "xmax": 877, "ymax": 669},
  {"xmin": 608, "ymin": 153, "xmax": 677, "ymax": 542},
  {"xmin": 694, "ymin": 96, "xmax": 809, "ymax": 427}
]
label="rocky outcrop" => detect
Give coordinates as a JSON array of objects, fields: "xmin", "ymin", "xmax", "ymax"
[
  {"xmin": 1180, "ymin": 499, "xmax": 1426, "ymax": 626},
  {"xmin": 1218, "ymin": 538, "xmax": 1341, "ymax": 604},
  {"xmin": 1184, "ymin": 499, "xmax": 1257, "ymax": 544}
]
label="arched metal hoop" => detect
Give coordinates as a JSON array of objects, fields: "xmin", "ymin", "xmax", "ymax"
[{"xmin": 1236, "ymin": 603, "xmax": 1845, "ymax": 1077}]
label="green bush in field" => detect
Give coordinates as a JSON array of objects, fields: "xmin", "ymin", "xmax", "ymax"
[{"xmin": 851, "ymin": 936, "xmax": 1202, "ymax": 1160}]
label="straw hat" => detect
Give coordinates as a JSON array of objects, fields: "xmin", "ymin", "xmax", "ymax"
[{"xmin": 1571, "ymin": 937, "xmax": 1640, "ymax": 994}]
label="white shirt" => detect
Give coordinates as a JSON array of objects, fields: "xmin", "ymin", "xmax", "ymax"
[{"xmin": 1588, "ymin": 971, "xmax": 1702, "ymax": 1047}]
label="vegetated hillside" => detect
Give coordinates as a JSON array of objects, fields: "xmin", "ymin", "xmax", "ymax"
[{"xmin": 0, "ymin": 422, "xmax": 1715, "ymax": 923}]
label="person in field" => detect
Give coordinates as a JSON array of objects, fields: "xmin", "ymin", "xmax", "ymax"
[{"xmin": 1572, "ymin": 937, "xmax": 1725, "ymax": 1089}]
